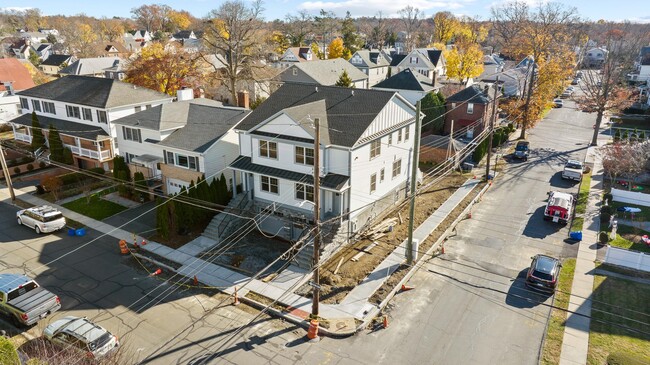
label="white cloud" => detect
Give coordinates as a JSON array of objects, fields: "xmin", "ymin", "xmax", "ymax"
[
  {"xmin": 0, "ymin": 7, "xmax": 35, "ymax": 12},
  {"xmin": 298, "ymin": 0, "xmax": 473, "ymax": 18}
]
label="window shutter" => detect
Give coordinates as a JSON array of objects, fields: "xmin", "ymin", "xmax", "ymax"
[
  {"xmin": 122, "ymin": 126, "xmax": 126, "ymax": 138},
  {"xmin": 163, "ymin": 150, "xmax": 167, "ymax": 164},
  {"xmin": 137, "ymin": 129, "xmax": 142, "ymax": 143}
]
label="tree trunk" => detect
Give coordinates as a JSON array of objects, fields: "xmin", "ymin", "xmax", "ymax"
[
  {"xmin": 591, "ymin": 110, "xmax": 604, "ymax": 146},
  {"xmin": 519, "ymin": 124, "xmax": 527, "ymax": 140},
  {"xmin": 230, "ymin": 77, "xmax": 237, "ymax": 107}
]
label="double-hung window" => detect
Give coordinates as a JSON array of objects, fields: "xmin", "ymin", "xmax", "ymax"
[
  {"xmin": 388, "ymin": 133, "xmax": 392, "ymax": 145},
  {"xmin": 43, "ymin": 102, "xmax": 55, "ymax": 114},
  {"xmin": 295, "ymin": 146, "xmax": 314, "ymax": 165},
  {"xmin": 295, "ymin": 183, "xmax": 314, "ymax": 202},
  {"xmin": 66, "ymin": 105, "xmax": 80, "ymax": 119},
  {"xmin": 392, "ymin": 159, "xmax": 402, "ymax": 178},
  {"xmin": 467, "ymin": 103, "xmax": 474, "ymax": 114},
  {"xmin": 96, "ymin": 110, "xmax": 107, "ymax": 124},
  {"xmin": 259, "ymin": 140, "xmax": 277, "ymax": 159},
  {"xmin": 370, "ymin": 140, "xmax": 381, "ymax": 159},
  {"xmin": 122, "ymin": 126, "xmax": 142, "ymax": 143},
  {"xmin": 19, "ymin": 97, "xmax": 29, "ymax": 110},
  {"xmin": 31, "ymin": 100, "xmax": 41, "ymax": 112},
  {"xmin": 261, "ymin": 175, "xmax": 279, "ymax": 194},
  {"xmin": 380, "ymin": 168, "xmax": 385, "ymax": 182},
  {"xmin": 370, "ymin": 173, "xmax": 377, "ymax": 193},
  {"xmin": 405, "ymin": 126, "xmax": 410, "ymax": 141},
  {"xmin": 82, "ymin": 108, "xmax": 92, "ymax": 121},
  {"xmin": 397, "ymin": 128, "xmax": 402, "ymax": 143}
]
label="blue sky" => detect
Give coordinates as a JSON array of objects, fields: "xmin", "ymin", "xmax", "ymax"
[{"xmin": 2, "ymin": 0, "xmax": 647, "ymax": 23}]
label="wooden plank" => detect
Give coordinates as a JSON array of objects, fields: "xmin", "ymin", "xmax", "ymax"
[
  {"xmin": 350, "ymin": 241, "xmax": 380, "ymax": 262},
  {"xmin": 333, "ymin": 257, "xmax": 345, "ymax": 275}
]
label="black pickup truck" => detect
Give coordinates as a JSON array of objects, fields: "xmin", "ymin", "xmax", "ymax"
[{"xmin": 0, "ymin": 273, "xmax": 61, "ymax": 327}]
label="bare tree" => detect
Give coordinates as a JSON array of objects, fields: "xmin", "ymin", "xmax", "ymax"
[
  {"xmin": 601, "ymin": 142, "xmax": 650, "ymax": 188},
  {"xmin": 203, "ymin": 0, "xmax": 266, "ymax": 105},
  {"xmin": 398, "ymin": 6, "xmax": 421, "ymax": 52},
  {"xmin": 284, "ymin": 10, "xmax": 313, "ymax": 46},
  {"xmin": 574, "ymin": 23, "xmax": 650, "ymax": 145}
]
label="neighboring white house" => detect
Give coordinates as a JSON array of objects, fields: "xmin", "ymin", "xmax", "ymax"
[
  {"xmin": 391, "ymin": 48, "xmax": 446, "ymax": 83},
  {"xmin": 628, "ymin": 46, "xmax": 650, "ymax": 84},
  {"xmin": 9, "ymin": 75, "xmax": 173, "ymax": 170},
  {"xmin": 277, "ymin": 58, "xmax": 369, "ymax": 89},
  {"xmin": 112, "ymin": 91, "xmax": 250, "ymax": 195},
  {"xmin": 231, "ymin": 83, "xmax": 418, "ymax": 241},
  {"xmin": 348, "ymin": 50, "xmax": 391, "ymax": 86},
  {"xmin": 59, "ymin": 57, "xmax": 122, "ymax": 77},
  {"xmin": 276, "ymin": 47, "xmax": 314, "ymax": 68},
  {"xmin": 584, "ymin": 47, "xmax": 608, "ymax": 67}
]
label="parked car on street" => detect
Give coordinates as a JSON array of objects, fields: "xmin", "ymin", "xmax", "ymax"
[
  {"xmin": 571, "ymin": 78, "xmax": 580, "ymax": 85},
  {"xmin": 0, "ymin": 274, "xmax": 61, "ymax": 327},
  {"xmin": 514, "ymin": 141, "xmax": 530, "ymax": 161},
  {"xmin": 562, "ymin": 160, "xmax": 584, "ymax": 181},
  {"xmin": 16, "ymin": 205, "xmax": 66, "ymax": 234},
  {"xmin": 544, "ymin": 191, "xmax": 574, "ymax": 224},
  {"xmin": 525, "ymin": 254, "xmax": 561, "ymax": 293},
  {"xmin": 553, "ymin": 99, "xmax": 564, "ymax": 108},
  {"xmin": 44, "ymin": 316, "xmax": 119, "ymax": 359},
  {"xmin": 560, "ymin": 90, "xmax": 572, "ymax": 98}
]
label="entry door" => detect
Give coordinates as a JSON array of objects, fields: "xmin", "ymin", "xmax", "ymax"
[{"xmin": 332, "ymin": 192, "xmax": 341, "ymax": 216}]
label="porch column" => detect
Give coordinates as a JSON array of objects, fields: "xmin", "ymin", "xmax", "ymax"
[
  {"xmin": 232, "ymin": 170, "xmax": 237, "ymax": 198},
  {"xmin": 340, "ymin": 192, "xmax": 344, "ymax": 223}
]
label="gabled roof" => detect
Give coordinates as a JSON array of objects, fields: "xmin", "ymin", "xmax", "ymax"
[
  {"xmin": 103, "ymin": 43, "xmax": 129, "ymax": 54},
  {"xmin": 282, "ymin": 47, "xmax": 313, "ymax": 62},
  {"xmin": 35, "ymin": 43, "xmax": 51, "ymax": 52},
  {"xmin": 112, "ymin": 98, "xmax": 222, "ymax": 130},
  {"xmin": 173, "ymin": 30, "xmax": 195, "ymax": 39},
  {"xmin": 59, "ymin": 57, "xmax": 122, "ymax": 76},
  {"xmin": 446, "ymin": 85, "xmax": 490, "ymax": 104},
  {"xmin": 373, "ymin": 68, "xmax": 435, "ymax": 92},
  {"xmin": 235, "ymin": 83, "xmax": 405, "ymax": 147},
  {"xmin": 17, "ymin": 75, "xmax": 173, "ymax": 109},
  {"xmin": 351, "ymin": 50, "xmax": 388, "ymax": 68},
  {"xmin": 279, "ymin": 58, "xmax": 368, "ymax": 86},
  {"xmin": 425, "ymin": 49, "xmax": 443, "ymax": 66},
  {"xmin": 40, "ymin": 54, "xmax": 72, "ymax": 67},
  {"xmin": 156, "ymin": 101, "xmax": 250, "ymax": 153},
  {"xmin": 0, "ymin": 58, "xmax": 35, "ymax": 91}
]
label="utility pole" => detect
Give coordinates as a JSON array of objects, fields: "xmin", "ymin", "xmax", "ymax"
[
  {"xmin": 446, "ymin": 119, "xmax": 454, "ymax": 161},
  {"xmin": 0, "ymin": 142, "xmax": 15, "ymax": 202},
  {"xmin": 521, "ymin": 56, "xmax": 535, "ymax": 140},
  {"xmin": 486, "ymin": 75, "xmax": 500, "ymax": 179},
  {"xmin": 406, "ymin": 100, "xmax": 422, "ymax": 265},
  {"xmin": 311, "ymin": 117, "xmax": 321, "ymax": 321}
]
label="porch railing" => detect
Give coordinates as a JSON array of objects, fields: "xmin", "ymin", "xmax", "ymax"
[
  {"xmin": 64, "ymin": 144, "xmax": 112, "ymax": 161},
  {"xmin": 15, "ymin": 133, "xmax": 32, "ymax": 143}
]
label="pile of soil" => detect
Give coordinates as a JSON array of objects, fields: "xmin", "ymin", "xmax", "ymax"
[{"xmin": 296, "ymin": 173, "xmax": 481, "ymax": 305}]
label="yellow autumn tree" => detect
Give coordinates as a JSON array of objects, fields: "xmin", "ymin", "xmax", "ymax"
[
  {"xmin": 328, "ymin": 38, "xmax": 344, "ymax": 59},
  {"xmin": 125, "ymin": 43, "xmax": 204, "ymax": 96},
  {"xmin": 445, "ymin": 44, "xmax": 484, "ymax": 84},
  {"xmin": 270, "ymin": 31, "xmax": 290, "ymax": 55},
  {"xmin": 168, "ymin": 10, "xmax": 192, "ymax": 31},
  {"xmin": 432, "ymin": 11, "xmax": 458, "ymax": 44}
]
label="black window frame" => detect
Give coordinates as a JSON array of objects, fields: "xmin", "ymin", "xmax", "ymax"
[
  {"xmin": 82, "ymin": 108, "xmax": 93, "ymax": 121},
  {"xmin": 31, "ymin": 100, "xmax": 41, "ymax": 112}
]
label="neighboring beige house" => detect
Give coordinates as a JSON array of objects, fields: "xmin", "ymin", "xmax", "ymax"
[
  {"xmin": 277, "ymin": 58, "xmax": 369, "ymax": 89},
  {"xmin": 40, "ymin": 54, "xmax": 74, "ymax": 76}
]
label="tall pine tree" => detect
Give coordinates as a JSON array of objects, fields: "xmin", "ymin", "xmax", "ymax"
[
  {"xmin": 30, "ymin": 112, "xmax": 45, "ymax": 152},
  {"xmin": 335, "ymin": 70, "xmax": 353, "ymax": 88},
  {"xmin": 47, "ymin": 125, "xmax": 65, "ymax": 162}
]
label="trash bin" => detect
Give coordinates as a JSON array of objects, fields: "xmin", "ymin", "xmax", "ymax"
[
  {"xmin": 569, "ymin": 231, "xmax": 582, "ymax": 241},
  {"xmin": 75, "ymin": 228, "xmax": 86, "ymax": 237},
  {"xmin": 67, "ymin": 228, "xmax": 76, "ymax": 236}
]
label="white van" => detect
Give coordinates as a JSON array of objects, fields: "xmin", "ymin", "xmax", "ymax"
[{"xmin": 16, "ymin": 205, "xmax": 66, "ymax": 234}]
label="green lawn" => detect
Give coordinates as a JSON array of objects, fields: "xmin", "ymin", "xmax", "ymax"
[
  {"xmin": 571, "ymin": 172, "xmax": 592, "ymax": 232},
  {"xmin": 609, "ymin": 225, "xmax": 650, "ymax": 253},
  {"xmin": 541, "ymin": 258, "xmax": 576, "ymax": 365},
  {"xmin": 62, "ymin": 193, "xmax": 127, "ymax": 220},
  {"xmin": 611, "ymin": 201, "xmax": 650, "ymax": 222},
  {"xmin": 587, "ymin": 273, "xmax": 650, "ymax": 365}
]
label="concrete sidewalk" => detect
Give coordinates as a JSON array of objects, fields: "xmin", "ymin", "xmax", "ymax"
[
  {"xmin": 559, "ymin": 138, "xmax": 606, "ymax": 365},
  {"xmin": 0, "ymin": 175, "xmax": 481, "ymax": 336}
]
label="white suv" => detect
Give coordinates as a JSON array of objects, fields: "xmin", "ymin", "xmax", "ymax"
[
  {"xmin": 16, "ymin": 205, "xmax": 66, "ymax": 234},
  {"xmin": 44, "ymin": 316, "xmax": 119, "ymax": 359}
]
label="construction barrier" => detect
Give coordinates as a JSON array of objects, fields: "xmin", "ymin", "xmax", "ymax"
[
  {"xmin": 119, "ymin": 240, "xmax": 129, "ymax": 254},
  {"xmin": 307, "ymin": 319, "xmax": 319, "ymax": 339}
]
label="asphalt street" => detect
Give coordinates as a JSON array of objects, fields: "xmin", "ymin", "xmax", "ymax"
[{"xmin": 196, "ymin": 96, "xmax": 598, "ymax": 364}]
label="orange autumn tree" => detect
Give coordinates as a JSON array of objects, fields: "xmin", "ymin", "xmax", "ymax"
[{"xmin": 125, "ymin": 43, "xmax": 204, "ymax": 96}]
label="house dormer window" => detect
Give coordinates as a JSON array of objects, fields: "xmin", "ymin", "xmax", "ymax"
[
  {"xmin": 295, "ymin": 146, "xmax": 314, "ymax": 165},
  {"xmin": 66, "ymin": 105, "xmax": 80, "ymax": 119},
  {"xmin": 82, "ymin": 108, "xmax": 92, "ymax": 121},
  {"xmin": 467, "ymin": 103, "xmax": 474, "ymax": 114},
  {"xmin": 259, "ymin": 140, "xmax": 277, "ymax": 159},
  {"xmin": 410, "ymin": 56, "xmax": 418, "ymax": 63},
  {"xmin": 97, "ymin": 110, "xmax": 107, "ymax": 124},
  {"xmin": 43, "ymin": 102, "xmax": 55, "ymax": 114},
  {"xmin": 370, "ymin": 140, "xmax": 381, "ymax": 159},
  {"xmin": 19, "ymin": 97, "xmax": 29, "ymax": 110},
  {"xmin": 31, "ymin": 100, "xmax": 41, "ymax": 112}
]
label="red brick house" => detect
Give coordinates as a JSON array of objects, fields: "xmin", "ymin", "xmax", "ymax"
[{"xmin": 443, "ymin": 85, "xmax": 492, "ymax": 138}]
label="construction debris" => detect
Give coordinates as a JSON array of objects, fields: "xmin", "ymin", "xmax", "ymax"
[
  {"xmin": 333, "ymin": 257, "xmax": 345, "ymax": 275},
  {"xmin": 351, "ymin": 241, "xmax": 379, "ymax": 262},
  {"xmin": 363, "ymin": 218, "xmax": 397, "ymax": 239}
]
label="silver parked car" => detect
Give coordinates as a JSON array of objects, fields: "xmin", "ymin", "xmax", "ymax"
[
  {"xmin": 43, "ymin": 316, "xmax": 119, "ymax": 359},
  {"xmin": 16, "ymin": 205, "xmax": 66, "ymax": 234}
]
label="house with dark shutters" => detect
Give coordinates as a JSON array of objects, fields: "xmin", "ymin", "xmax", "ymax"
[{"xmin": 443, "ymin": 84, "xmax": 493, "ymax": 138}]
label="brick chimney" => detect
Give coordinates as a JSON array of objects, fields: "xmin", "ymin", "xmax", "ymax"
[{"xmin": 237, "ymin": 90, "xmax": 250, "ymax": 109}]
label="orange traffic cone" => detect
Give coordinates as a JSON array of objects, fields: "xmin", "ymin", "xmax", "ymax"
[
  {"xmin": 441, "ymin": 244, "xmax": 445, "ymax": 254},
  {"xmin": 141, "ymin": 239, "xmax": 147, "ymax": 246},
  {"xmin": 193, "ymin": 275, "xmax": 199, "ymax": 286},
  {"xmin": 382, "ymin": 315, "xmax": 389, "ymax": 329},
  {"xmin": 149, "ymin": 268, "xmax": 162, "ymax": 277},
  {"xmin": 233, "ymin": 286, "xmax": 240, "ymax": 306},
  {"xmin": 401, "ymin": 284, "xmax": 414, "ymax": 292},
  {"xmin": 467, "ymin": 211, "xmax": 472, "ymax": 219}
]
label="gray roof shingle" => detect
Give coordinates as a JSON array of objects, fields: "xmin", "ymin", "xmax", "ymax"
[
  {"xmin": 59, "ymin": 57, "xmax": 121, "ymax": 76},
  {"xmin": 40, "ymin": 54, "xmax": 72, "ymax": 66},
  {"xmin": 280, "ymin": 58, "xmax": 368, "ymax": 85},
  {"xmin": 156, "ymin": 103, "xmax": 250, "ymax": 153},
  {"xmin": 373, "ymin": 68, "xmax": 435, "ymax": 92},
  {"xmin": 234, "ymin": 83, "xmax": 401, "ymax": 148},
  {"xmin": 446, "ymin": 85, "xmax": 490, "ymax": 104},
  {"xmin": 8, "ymin": 113, "xmax": 110, "ymax": 141},
  {"xmin": 17, "ymin": 75, "xmax": 173, "ymax": 109}
]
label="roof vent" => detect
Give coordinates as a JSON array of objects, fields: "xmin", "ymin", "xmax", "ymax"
[
  {"xmin": 351, "ymin": 90, "xmax": 354, "ymax": 96},
  {"xmin": 315, "ymin": 86, "xmax": 318, "ymax": 93}
]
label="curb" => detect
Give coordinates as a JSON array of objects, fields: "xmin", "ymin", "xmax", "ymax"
[{"xmin": 358, "ymin": 179, "xmax": 493, "ymax": 332}]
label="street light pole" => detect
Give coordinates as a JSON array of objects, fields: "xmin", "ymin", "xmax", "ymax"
[{"xmin": 406, "ymin": 100, "xmax": 422, "ymax": 265}]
